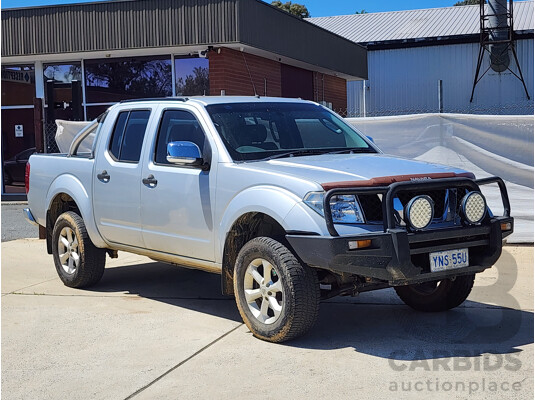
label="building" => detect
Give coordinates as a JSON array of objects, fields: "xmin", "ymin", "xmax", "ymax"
[
  {"xmin": 1, "ymin": 0, "xmax": 367, "ymax": 199},
  {"xmin": 309, "ymin": 1, "xmax": 534, "ymax": 116}
]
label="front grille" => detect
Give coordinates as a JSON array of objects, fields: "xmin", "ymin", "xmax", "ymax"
[
  {"xmin": 358, "ymin": 188, "xmax": 468, "ymax": 225},
  {"xmin": 358, "ymin": 194, "xmax": 383, "ymax": 222}
]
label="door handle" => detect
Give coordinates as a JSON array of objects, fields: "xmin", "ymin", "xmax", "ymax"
[
  {"xmin": 142, "ymin": 174, "xmax": 158, "ymax": 187},
  {"xmin": 97, "ymin": 170, "xmax": 110, "ymax": 183}
]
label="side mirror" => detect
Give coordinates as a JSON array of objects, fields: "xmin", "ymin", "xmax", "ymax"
[
  {"xmin": 167, "ymin": 141, "xmax": 203, "ymax": 166},
  {"xmin": 366, "ymin": 136, "xmax": 375, "ymax": 143}
]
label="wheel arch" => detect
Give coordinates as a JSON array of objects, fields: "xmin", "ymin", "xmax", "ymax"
[
  {"xmin": 45, "ymin": 174, "xmax": 106, "ymax": 252},
  {"xmin": 221, "ymin": 212, "xmax": 290, "ymax": 296}
]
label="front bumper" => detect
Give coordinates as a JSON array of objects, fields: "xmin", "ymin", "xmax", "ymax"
[
  {"xmin": 287, "ymin": 216, "xmax": 513, "ymax": 286},
  {"xmin": 287, "ymin": 176, "xmax": 514, "ymax": 286}
]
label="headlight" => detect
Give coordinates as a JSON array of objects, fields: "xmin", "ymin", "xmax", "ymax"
[
  {"xmin": 461, "ymin": 191, "xmax": 487, "ymax": 224},
  {"xmin": 304, "ymin": 192, "xmax": 364, "ymax": 223},
  {"xmin": 404, "ymin": 195, "xmax": 434, "ymax": 230}
]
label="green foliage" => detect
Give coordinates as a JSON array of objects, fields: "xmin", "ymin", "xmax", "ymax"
[
  {"xmin": 355, "ymin": 9, "xmax": 367, "ymax": 14},
  {"xmin": 271, "ymin": 1, "xmax": 311, "ymax": 18},
  {"xmin": 85, "ymin": 60, "xmax": 172, "ymax": 97},
  {"xmin": 176, "ymin": 66, "xmax": 210, "ymax": 96},
  {"xmin": 454, "ymin": 0, "xmax": 484, "ymax": 6}
]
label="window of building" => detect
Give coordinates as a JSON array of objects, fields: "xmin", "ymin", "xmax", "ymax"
[
  {"xmin": 85, "ymin": 56, "xmax": 172, "ymax": 104},
  {"xmin": 43, "ymin": 63, "xmax": 83, "ymax": 122},
  {"xmin": 1, "ymin": 65, "xmax": 37, "ymax": 195},
  {"xmin": 1, "ymin": 65, "xmax": 35, "ymax": 106},
  {"xmin": 44, "ymin": 63, "xmax": 82, "ymax": 84},
  {"xmin": 175, "ymin": 57, "xmax": 209, "ymax": 96}
]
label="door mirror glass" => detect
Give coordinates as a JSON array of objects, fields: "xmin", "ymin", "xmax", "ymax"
[
  {"xmin": 366, "ymin": 135, "xmax": 375, "ymax": 143},
  {"xmin": 167, "ymin": 141, "xmax": 203, "ymax": 166}
]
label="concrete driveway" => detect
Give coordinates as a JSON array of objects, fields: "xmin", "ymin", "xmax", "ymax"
[{"xmin": 1, "ymin": 239, "xmax": 533, "ymax": 399}]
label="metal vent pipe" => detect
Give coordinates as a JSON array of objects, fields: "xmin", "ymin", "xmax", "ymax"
[{"xmin": 488, "ymin": 0, "xmax": 511, "ymax": 72}]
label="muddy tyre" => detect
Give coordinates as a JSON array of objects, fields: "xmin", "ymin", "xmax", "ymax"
[
  {"xmin": 52, "ymin": 211, "xmax": 106, "ymax": 288},
  {"xmin": 394, "ymin": 274, "xmax": 475, "ymax": 312},
  {"xmin": 234, "ymin": 237, "xmax": 320, "ymax": 342}
]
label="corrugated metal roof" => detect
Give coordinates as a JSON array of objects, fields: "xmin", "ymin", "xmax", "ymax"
[
  {"xmin": 1, "ymin": 0, "xmax": 367, "ymax": 79},
  {"xmin": 308, "ymin": 1, "xmax": 534, "ymax": 44}
]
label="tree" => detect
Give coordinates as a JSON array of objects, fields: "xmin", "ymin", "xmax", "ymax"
[
  {"xmin": 355, "ymin": 9, "xmax": 367, "ymax": 14},
  {"xmin": 176, "ymin": 66, "xmax": 209, "ymax": 96},
  {"xmin": 271, "ymin": 1, "xmax": 310, "ymax": 18},
  {"xmin": 85, "ymin": 59, "xmax": 172, "ymax": 97},
  {"xmin": 454, "ymin": 0, "xmax": 484, "ymax": 6}
]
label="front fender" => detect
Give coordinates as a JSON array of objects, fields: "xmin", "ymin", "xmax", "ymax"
[
  {"xmin": 46, "ymin": 174, "xmax": 107, "ymax": 248},
  {"xmin": 217, "ymin": 186, "xmax": 324, "ymax": 262}
]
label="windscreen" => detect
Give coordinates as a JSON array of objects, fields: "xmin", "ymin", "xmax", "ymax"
[{"xmin": 206, "ymin": 102, "xmax": 375, "ymax": 161}]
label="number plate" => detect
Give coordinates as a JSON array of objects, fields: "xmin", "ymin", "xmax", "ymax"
[{"xmin": 429, "ymin": 248, "xmax": 469, "ymax": 272}]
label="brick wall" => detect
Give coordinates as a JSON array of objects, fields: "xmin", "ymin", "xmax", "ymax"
[
  {"xmin": 208, "ymin": 47, "xmax": 281, "ymax": 97},
  {"xmin": 313, "ymin": 72, "xmax": 348, "ymax": 114},
  {"xmin": 208, "ymin": 47, "xmax": 347, "ymax": 111}
]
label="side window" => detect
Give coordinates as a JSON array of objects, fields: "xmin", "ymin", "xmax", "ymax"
[
  {"xmin": 109, "ymin": 111, "xmax": 128, "ymax": 159},
  {"xmin": 108, "ymin": 109, "xmax": 151, "ymax": 162},
  {"xmin": 154, "ymin": 110, "xmax": 206, "ymax": 165}
]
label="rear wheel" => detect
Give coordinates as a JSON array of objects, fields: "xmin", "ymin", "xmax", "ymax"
[
  {"xmin": 52, "ymin": 211, "xmax": 106, "ymax": 288},
  {"xmin": 394, "ymin": 274, "xmax": 475, "ymax": 312},
  {"xmin": 234, "ymin": 237, "xmax": 320, "ymax": 342}
]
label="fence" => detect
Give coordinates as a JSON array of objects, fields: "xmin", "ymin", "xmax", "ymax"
[
  {"xmin": 335, "ymin": 103, "xmax": 534, "ymax": 118},
  {"xmin": 347, "ymin": 113, "xmax": 534, "ymax": 243},
  {"xmin": 44, "ymin": 122, "xmax": 60, "ymax": 154}
]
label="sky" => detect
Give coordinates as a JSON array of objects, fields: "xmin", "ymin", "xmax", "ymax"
[{"xmin": 1, "ymin": 0, "xmax": 462, "ymax": 15}]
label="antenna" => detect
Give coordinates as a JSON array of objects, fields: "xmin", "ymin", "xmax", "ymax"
[{"xmin": 241, "ymin": 51, "xmax": 258, "ymax": 96}]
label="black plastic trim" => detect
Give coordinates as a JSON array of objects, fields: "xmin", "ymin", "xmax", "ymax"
[{"xmin": 286, "ymin": 216, "xmax": 512, "ymax": 286}]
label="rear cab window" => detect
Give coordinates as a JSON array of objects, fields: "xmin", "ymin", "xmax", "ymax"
[{"xmin": 108, "ymin": 109, "xmax": 151, "ymax": 163}]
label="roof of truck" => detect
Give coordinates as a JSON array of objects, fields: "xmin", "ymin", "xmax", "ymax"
[{"xmin": 119, "ymin": 96, "xmax": 317, "ymax": 106}]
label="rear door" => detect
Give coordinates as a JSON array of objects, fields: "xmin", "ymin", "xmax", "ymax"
[
  {"xmin": 140, "ymin": 105, "xmax": 217, "ymax": 261},
  {"xmin": 93, "ymin": 107, "xmax": 154, "ymax": 247}
]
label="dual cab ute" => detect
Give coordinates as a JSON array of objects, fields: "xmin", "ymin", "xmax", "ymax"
[{"xmin": 25, "ymin": 97, "xmax": 513, "ymax": 342}]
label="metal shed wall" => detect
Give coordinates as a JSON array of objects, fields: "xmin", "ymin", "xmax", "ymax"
[{"xmin": 348, "ymin": 39, "xmax": 534, "ymax": 116}]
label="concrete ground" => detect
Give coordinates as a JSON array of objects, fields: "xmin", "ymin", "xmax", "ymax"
[
  {"xmin": 1, "ymin": 239, "xmax": 533, "ymax": 400},
  {"xmin": 1, "ymin": 202, "xmax": 38, "ymax": 242}
]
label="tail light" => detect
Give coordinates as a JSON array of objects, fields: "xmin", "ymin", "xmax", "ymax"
[{"xmin": 25, "ymin": 162, "xmax": 30, "ymax": 194}]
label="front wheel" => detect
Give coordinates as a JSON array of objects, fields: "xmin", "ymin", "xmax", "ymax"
[
  {"xmin": 394, "ymin": 274, "xmax": 475, "ymax": 312},
  {"xmin": 234, "ymin": 237, "xmax": 320, "ymax": 343},
  {"xmin": 52, "ymin": 211, "xmax": 106, "ymax": 288}
]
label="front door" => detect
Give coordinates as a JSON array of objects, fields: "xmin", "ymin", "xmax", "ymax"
[
  {"xmin": 140, "ymin": 107, "xmax": 216, "ymax": 261},
  {"xmin": 93, "ymin": 108, "xmax": 153, "ymax": 247}
]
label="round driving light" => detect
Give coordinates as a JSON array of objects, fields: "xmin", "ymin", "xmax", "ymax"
[
  {"xmin": 461, "ymin": 191, "xmax": 487, "ymax": 224},
  {"xmin": 404, "ymin": 195, "xmax": 434, "ymax": 230}
]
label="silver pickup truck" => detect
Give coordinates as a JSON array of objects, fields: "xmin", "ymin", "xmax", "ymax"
[{"xmin": 25, "ymin": 96, "xmax": 513, "ymax": 342}]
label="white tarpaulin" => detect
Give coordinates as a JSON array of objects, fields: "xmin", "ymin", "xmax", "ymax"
[
  {"xmin": 53, "ymin": 115, "xmax": 532, "ymax": 242},
  {"xmin": 347, "ymin": 113, "xmax": 534, "ymax": 243},
  {"xmin": 55, "ymin": 120, "xmax": 94, "ymax": 154}
]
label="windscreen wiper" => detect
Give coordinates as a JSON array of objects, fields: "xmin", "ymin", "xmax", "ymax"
[
  {"xmin": 324, "ymin": 148, "xmax": 376, "ymax": 155},
  {"xmin": 261, "ymin": 149, "xmax": 328, "ymax": 161},
  {"xmin": 259, "ymin": 147, "xmax": 376, "ymax": 162}
]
